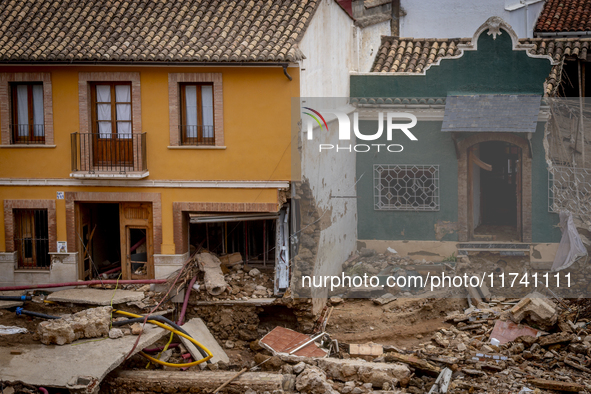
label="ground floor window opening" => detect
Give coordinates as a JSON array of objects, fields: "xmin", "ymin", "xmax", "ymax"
[
  {"xmin": 14, "ymin": 209, "xmax": 50, "ymax": 269},
  {"xmin": 189, "ymin": 215, "xmax": 277, "ymax": 267}
]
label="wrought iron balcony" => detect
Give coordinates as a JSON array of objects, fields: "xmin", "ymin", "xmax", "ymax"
[{"xmin": 71, "ymin": 132, "xmax": 147, "ymax": 178}]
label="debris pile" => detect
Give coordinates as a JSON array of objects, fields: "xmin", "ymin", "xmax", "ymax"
[{"xmin": 35, "ymin": 305, "xmax": 111, "ymax": 345}]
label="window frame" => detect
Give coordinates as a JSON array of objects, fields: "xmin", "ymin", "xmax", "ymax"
[
  {"xmin": 179, "ymin": 82, "xmax": 215, "ymax": 146},
  {"xmin": 10, "ymin": 82, "xmax": 45, "ymax": 144},
  {"xmin": 13, "ymin": 208, "xmax": 50, "ymax": 269},
  {"xmin": 168, "ymin": 73, "xmax": 224, "ymax": 148},
  {"xmin": 374, "ymin": 164, "xmax": 440, "ymax": 211},
  {"xmin": 0, "ymin": 73, "xmax": 53, "ymax": 146},
  {"xmin": 89, "ymin": 81, "xmax": 133, "ymax": 137}
]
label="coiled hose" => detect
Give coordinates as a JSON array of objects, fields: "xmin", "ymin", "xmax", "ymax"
[{"xmin": 113, "ymin": 310, "xmax": 212, "ymax": 367}]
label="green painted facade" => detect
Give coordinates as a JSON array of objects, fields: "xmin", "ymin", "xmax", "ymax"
[
  {"xmin": 351, "ymin": 32, "xmax": 552, "ymax": 97},
  {"xmin": 351, "ymin": 28, "xmax": 561, "ymax": 243}
]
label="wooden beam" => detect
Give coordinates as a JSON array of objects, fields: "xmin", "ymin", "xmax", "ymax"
[
  {"xmin": 527, "ymin": 378, "xmax": 585, "ymax": 392},
  {"xmin": 111, "ymin": 370, "xmax": 296, "ymax": 393},
  {"xmin": 469, "ymin": 151, "xmax": 492, "ymax": 171}
]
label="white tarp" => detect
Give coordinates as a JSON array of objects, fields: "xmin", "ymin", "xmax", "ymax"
[
  {"xmin": 551, "ymin": 212, "xmax": 588, "ymax": 271},
  {"xmin": 0, "ymin": 325, "xmax": 27, "ymax": 335}
]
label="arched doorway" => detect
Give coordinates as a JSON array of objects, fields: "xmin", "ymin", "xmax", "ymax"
[{"xmin": 457, "ymin": 133, "xmax": 532, "ymax": 242}]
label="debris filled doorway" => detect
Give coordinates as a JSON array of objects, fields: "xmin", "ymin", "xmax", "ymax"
[
  {"xmin": 76, "ymin": 202, "xmax": 154, "ymax": 280},
  {"xmin": 189, "ymin": 213, "xmax": 277, "ymax": 266},
  {"xmin": 77, "ymin": 203, "xmax": 121, "ymax": 280},
  {"xmin": 470, "ymin": 141, "xmax": 522, "ymax": 241}
]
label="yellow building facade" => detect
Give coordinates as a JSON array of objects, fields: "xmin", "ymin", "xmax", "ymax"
[{"xmin": 0, "ymin": 65, "xmax": 298, "ymax": 286}]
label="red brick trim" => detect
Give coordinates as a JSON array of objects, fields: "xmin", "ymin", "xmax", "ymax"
[
  {"xmin": 457, "ymin": 133, "xmax": 532, "ymax": 242},
  {"xmin": 168, "ymin": 73, "xmax": 224, "ymax": 147},
  {"xmin": 4, "ymin": 200, "xmax": 57, "ymax": 253},
  {"xmin": 172, "ymin": 201, "xmax": 277, "ymax": 254},
  {"xmin": 65, "ymin": 192, "xmax": 161, "ymax": 253},
  {"xmin": 0, "ymin": 73, "xmax": 54, "ymax": 145}
]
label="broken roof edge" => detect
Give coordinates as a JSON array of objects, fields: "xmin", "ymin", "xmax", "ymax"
[{"xmin": 354, "ymin": 13, "xmax": 392, "ymax": 28}]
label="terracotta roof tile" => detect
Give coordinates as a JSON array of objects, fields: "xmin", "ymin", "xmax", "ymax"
[
  {"xmin": 535, "ymin": 0, "xmax": 591, "ymax": 32},
  {"xmin": 0, "ymin": 0, "xmax": 318, "ymax": 63},
  {"xmin": 371, "ymin": 36, "xmax": 591, "ymax": 96},
  {"xmin": 371, "ymin": 37, "xmax": 471, "ymax": 73}
]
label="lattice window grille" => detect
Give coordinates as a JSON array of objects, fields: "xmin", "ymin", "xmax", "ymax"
[
  {"xmin": 374, "ymin": 164, "xmax": 440, "ymax": 211},
  {"xmin": 548, "ymin": 166, "xmax": 591, "ymax": 216}
]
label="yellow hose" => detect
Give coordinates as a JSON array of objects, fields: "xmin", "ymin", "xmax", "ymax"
[{"xmin": 114, "ymin": 310, "xmax": 213, "ymax": 367}]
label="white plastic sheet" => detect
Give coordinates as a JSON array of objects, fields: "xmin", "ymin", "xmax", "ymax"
[
  {"xmin": 0, "ymin": 325, "xmax": 27, "ymax": 335},
  {"xmin": 551, "ymin": 211, "xmax": 588, "ymax": 271}
]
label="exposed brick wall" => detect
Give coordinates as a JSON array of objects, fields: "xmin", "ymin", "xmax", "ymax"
[
  {"xmin": 172, "ymin": 201, "xmax": 277, "ymax": 254},
  {"xmin": 0, "ymin": 73, "xmax": 54, "ymax": 145},
  {"xmin": 168, "ymin": 73, "xmax": 224, "ymax": 147},
  {"xmin": 457, "ymin": 133, "xmax": 532, "ymax": 242},
  {"xmin": 65, "ymin": 191, "xmax": 161, "ymax": 254},
  {"xmin": 4, "ymin": 200, "xmax": 57, "ymax": 253}
]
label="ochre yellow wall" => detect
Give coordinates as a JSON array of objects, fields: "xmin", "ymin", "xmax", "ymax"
[
  {"xmin": 0, "ymin": 66, "xmax": 299, "ymax": 181},
  {"xmin": 0, "ymin": 186, "xmax": 279, "ymax": 253}
]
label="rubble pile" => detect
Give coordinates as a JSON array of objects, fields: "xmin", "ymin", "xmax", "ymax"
[
  {"xmin": 191, "ymin": 304, "xmax": 261, "ymax": 344},
  {"xmin": 35, "ymin": 305, "xmax": 112, "ymax": 345}
]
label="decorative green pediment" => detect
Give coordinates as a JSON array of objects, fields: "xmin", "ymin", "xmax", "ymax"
[{"xmin": 351, "ymin": 17, "xmax": 555, "ymax": 98}]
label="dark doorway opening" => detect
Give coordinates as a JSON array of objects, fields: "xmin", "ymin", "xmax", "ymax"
[
  {"xmin": 190, "ymin": 217, "xmax": 277, "ymax": 266},
  {"xmin": 78, "ymin": 203, "xmax": 121, "ymax": 279},
  {"xmin": 470, "ymin": 141, "xmax": 522, "ymax": 242}
]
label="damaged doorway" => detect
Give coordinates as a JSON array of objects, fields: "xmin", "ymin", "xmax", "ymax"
[
  {"xmin": 469, "ymin": 141, "xmax": 522, "ymax": 241},
  {"xmin": 189, "ymin": 211, "xmax": 290, "ymax": 293},
  {"xmin": 190, "ymin": 214, "xmax": 277, "ymax": 265},
  {"xmin": 76, "ymin": 202, "xmax": 154, "ymax": 280}
]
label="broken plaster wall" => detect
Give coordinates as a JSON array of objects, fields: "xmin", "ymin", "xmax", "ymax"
[
  {"xmin": 359, "ymin": 20, "xmax": 391, "ymax": 73},
  {"xmin": 297, "ymin": 114, "xmax": 357, "ymax": 315},
  {"xmin": 0, "ymin": 252, "xmax": 77, "ymax": 287}
]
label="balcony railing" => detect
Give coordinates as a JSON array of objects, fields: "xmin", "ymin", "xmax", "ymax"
[
  {"xmin": 71, "ymin": 132, "xmax": 147, "ymax": 174},
  {"xmin": 11, "ymin": 124, "xmax": 45, "ymax": 144},
  {"xmin": 179, "ymin": 125, "xmax": 215, "ymax": 146}
]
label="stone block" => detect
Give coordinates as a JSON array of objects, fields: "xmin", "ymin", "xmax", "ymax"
[{"xmin": 37, "ymin": 306, "xmax": 112, "ymax": 345}]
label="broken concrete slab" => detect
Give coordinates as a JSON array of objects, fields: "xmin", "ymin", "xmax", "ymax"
[
  {"xmin": 508, "ymin": 291, "xmax": 557, "ymax": 330},
  {"xmin": 107, "ymin": 370, "xmax": 296, "ymax": 393},
  {"xmin": 316, "ymin": 357, "xmax": 411, "ymax": 388},
  {"xmin": 179, "ymin": 317, "xmax": 229, "ymax": 364},
  {"xmin": 47, "ymin": 288, "xmax": 144, "ymax": 305},
  {"xmin": 0, "ymin": 324, "xmax": 166, "ymax": 392},
  {"xmin": 372, "ymin": 293, "xmax": 397, "ymax": 306},
  {"xmin": 0, "ymin": 291, "xmax": 26, "ymax": 308}
]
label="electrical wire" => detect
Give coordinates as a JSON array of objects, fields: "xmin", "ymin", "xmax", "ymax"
[{"xmin": 114, "ymin": 310, "xmax": 212, "ymax": 367}]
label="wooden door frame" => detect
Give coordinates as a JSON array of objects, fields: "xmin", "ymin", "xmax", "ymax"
[
  {"xmin": 457, "ymin": 133, "xmax": 532, "ymax": 242},
  {"xmin": 120, "ymin": 202, "xmax": 154, "ymax": 280},
  {"xmin": 75, "ymin": 202, "xmax": 94, "ymax": 280}
]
